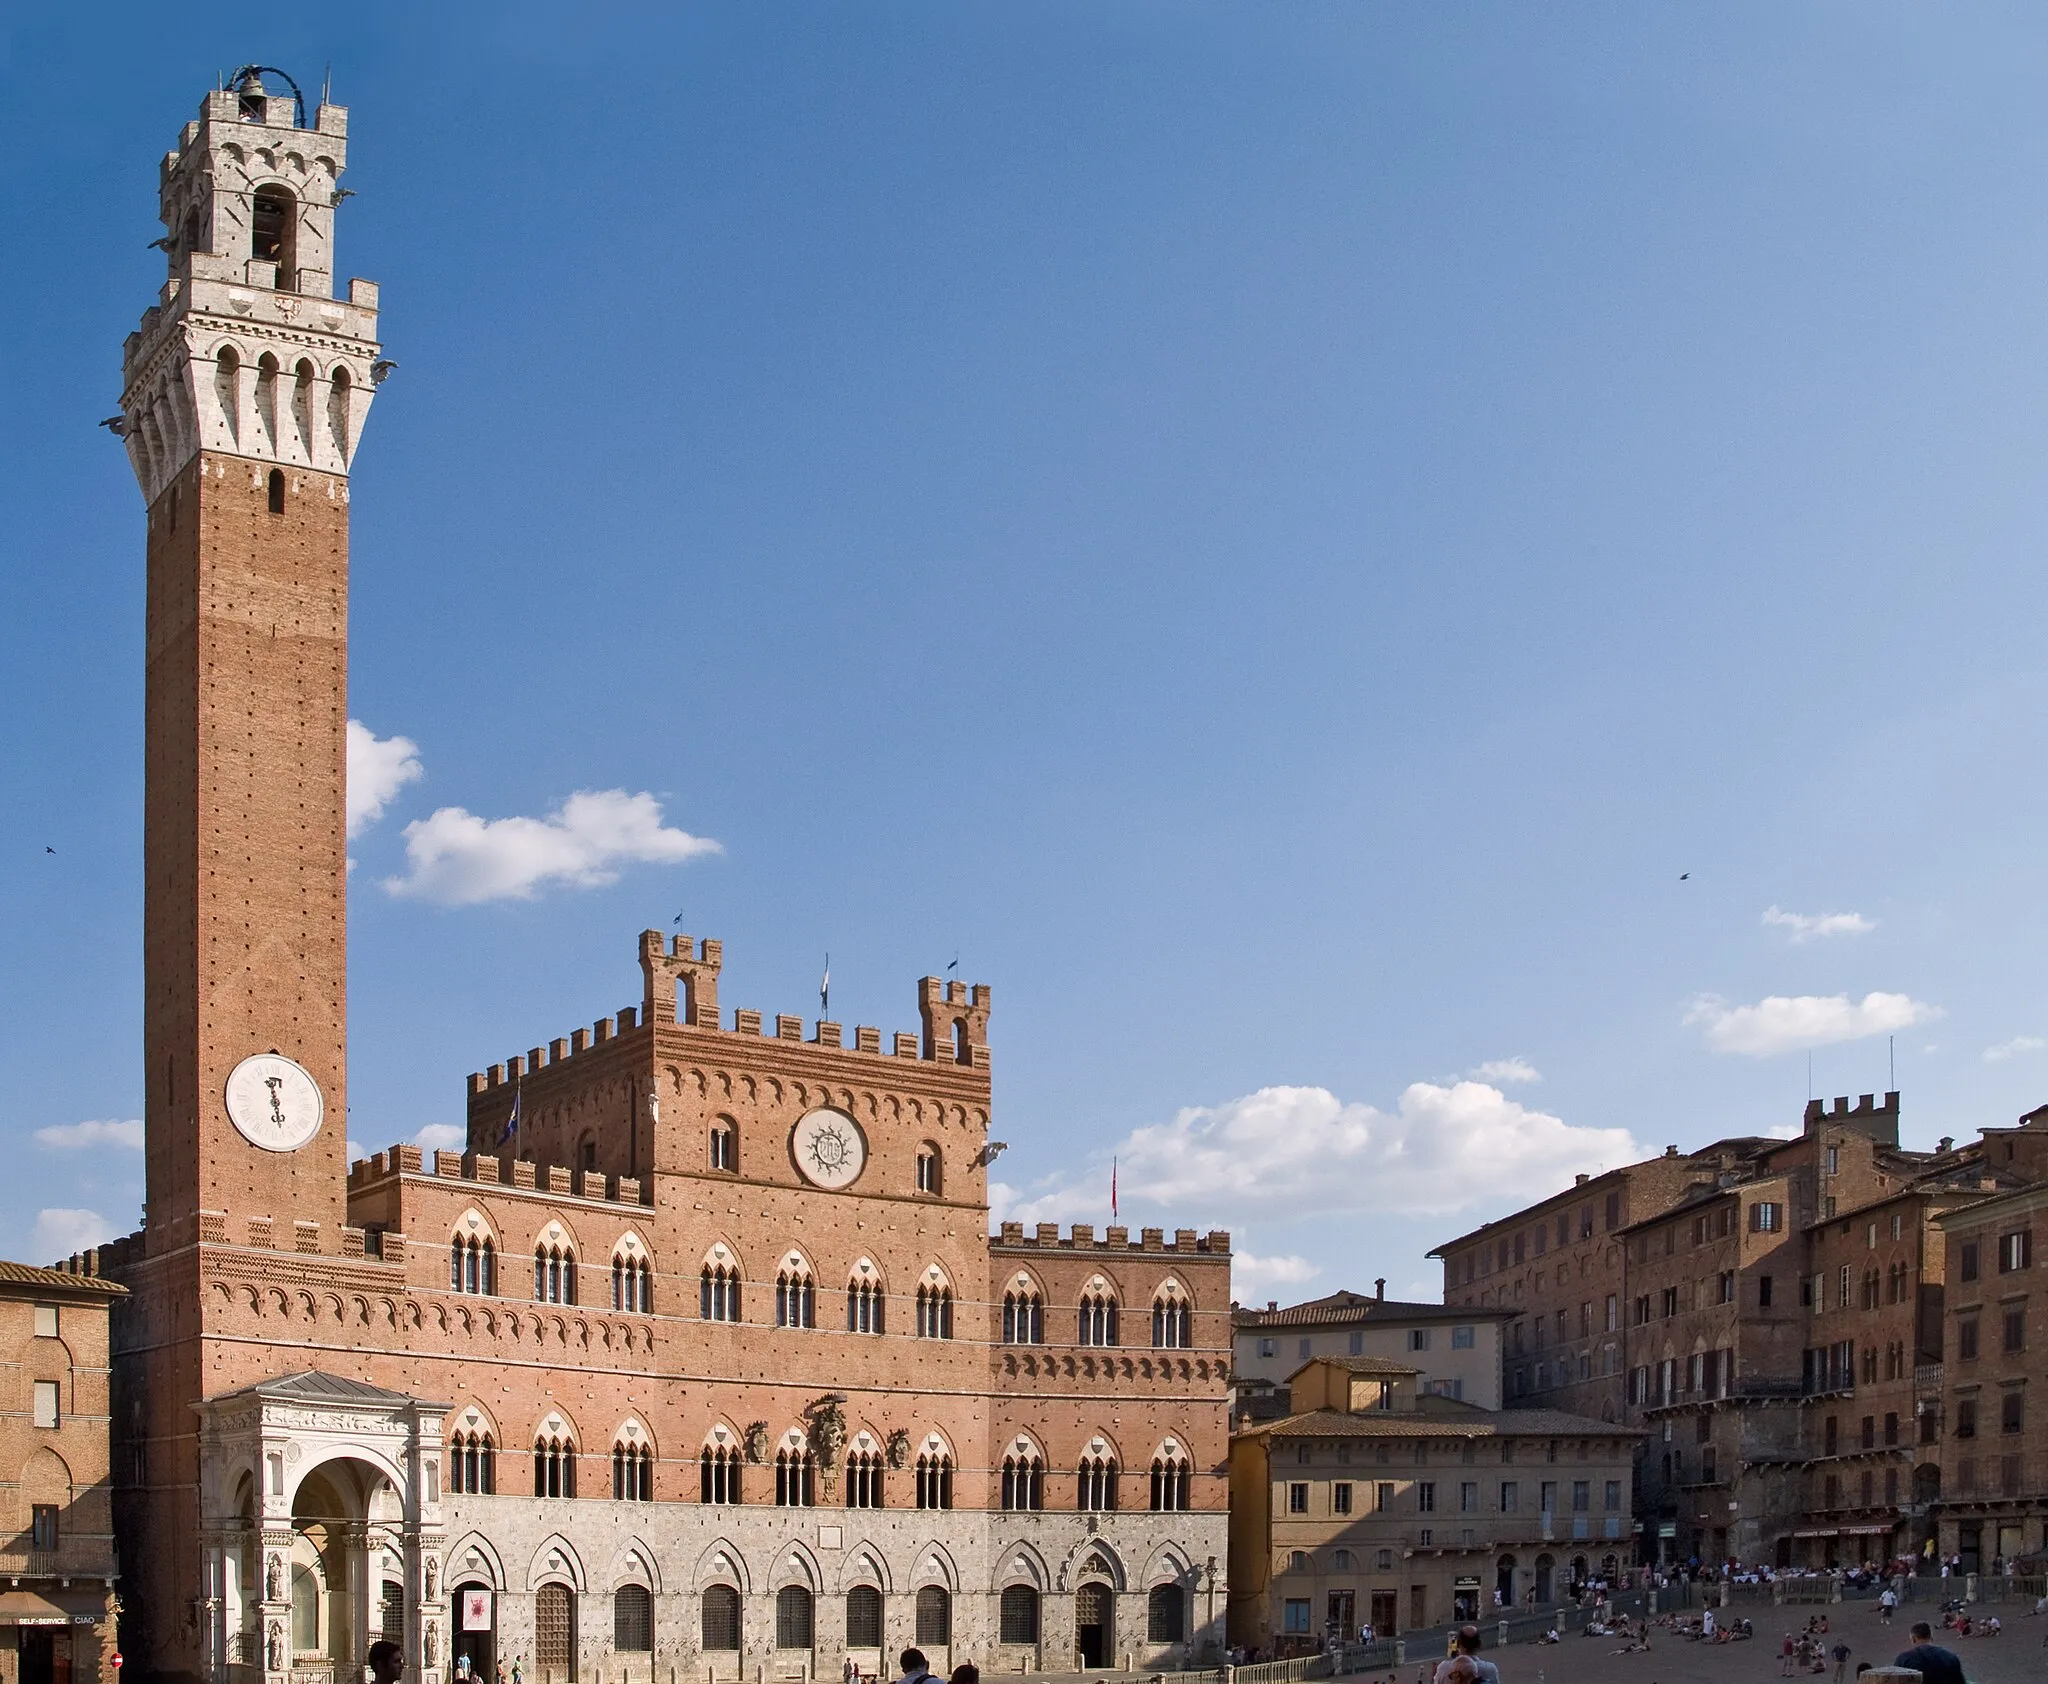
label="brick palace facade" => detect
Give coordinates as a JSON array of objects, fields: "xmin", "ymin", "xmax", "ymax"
[{"xmin": 86, "ymin": 71, "xmax": 1231, "ymax": 1684}]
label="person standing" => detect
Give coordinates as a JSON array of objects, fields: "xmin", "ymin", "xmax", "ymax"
[
  {"xmin": 1829, "ymin": 1638, "xmax": 1850, "ymax": 1683},
  {"xmin": 1893, "ymin": 1621, "xmax": 1965, "ymax": 1684}
]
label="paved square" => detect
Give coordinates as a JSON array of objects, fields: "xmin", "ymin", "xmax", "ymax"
[{"xmin": 1442, "ymin": 1611, "xmax": 2048, "ymax": 1683}]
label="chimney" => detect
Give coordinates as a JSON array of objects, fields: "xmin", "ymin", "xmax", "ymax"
[
  {"xmin": 1267, "ymin": 1300, "xmax": 1277, "ymax": 1312},
  {"xmin": 1375, "ymin": 1278, "xmax": 1386, "ymax": 1301},
  {"xmin": 1938, "ymin": 1137, "xmax": 1954, "ymax": 1154},
  {"xmin": 1575, "ymin": 1173, "xmax": 1589, "ymax": 1186},
  {"xmin": 1664, "ymin": 1144, "xmax": 1679, "ymax": 1157}
]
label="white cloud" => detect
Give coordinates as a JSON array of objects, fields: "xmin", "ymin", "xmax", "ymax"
[
  {"xmin": 347, "ymin": 1138, "xmax": 368, "ymax": 1163},
  {"xmin": 995, "ymin": 1079, "xmax": 1641, "ymax": 1231},
  {"xmin": 1232, "ymin": 1252, "xmax": 1322, "ymax": 1299},
  {"xmin": 1761, "ymin": 906, "xmax": 1875, "ymax": 943},
  {"xmin": 33, "ymin": 1208, "xmax": 116, "ymax": 1261},
  {"xmin": 347, "ymin": 720, "xmax": 424, "ymax": 839},
  {"xmin": 1685, "ymin": 991, "xmax": 1939, "ymax": 1057},
  {"xmin": 414, "ymin": 1123, "xmax": 468, "ymax": 1153},
  {"xmin": 1471, "ymin": 1057, "xmax": 1541, "ymax": 1085},
  {"xmin": 384, "ymin": 790, "xmax": 720, "ymax": 905},
  {"xmin": 34, "ymin": 1118, "xmax": 143, "ymax": 1151},
  {"xmin": 1983, "ymin": 1036, "xmax": 2047, "ymax": 1064}
]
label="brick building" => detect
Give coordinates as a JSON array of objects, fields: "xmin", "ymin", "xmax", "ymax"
[
  {"xmin": 90, "ymin": 71, "xmax": 1231, "ymax": 1684},
  {"xmin": 1430, "ymin": 1094, "xmax": 2038, "ymax": 1568},
  {"xmin": 1230, "ymin": 1291, "xmax": 1512, "ymax": 1417},
  {"xmin": 1931, "ymin": 1173, "xmax": 2048, "ymax": 1569},
  {"xmin": 0, "ymin": 1264, "xmax": 125, "ymax": 1684},
  {"xmin": 1226, "ymin": 1358, "xmax": 1637, "ymax": 1650}
]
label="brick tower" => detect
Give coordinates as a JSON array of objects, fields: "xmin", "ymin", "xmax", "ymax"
[
  {"xmin": 121, "ymin": 68, "xmax": 378, "ymax": 1253},
  {"xmin": 109, "ymin": 68, "xmax": 382, "ymax": 1682}
]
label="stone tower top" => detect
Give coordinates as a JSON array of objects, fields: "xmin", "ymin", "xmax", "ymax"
[{"xmin": 117, "ymin": 67, "xmax": 383, "ymax": 506}]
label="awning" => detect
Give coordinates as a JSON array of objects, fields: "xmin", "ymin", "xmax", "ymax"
[
  {"xmin": 0, "ymin": 1591, "xmax": 105, "ymax": 1627},
  {"xmin": 1792, "ymin": 1529, "xmax": 1839, "ymax": 1539},
  {"xmin": 1839, "ymin": 1525, "xmax": 1897, "ymax": 1536}
]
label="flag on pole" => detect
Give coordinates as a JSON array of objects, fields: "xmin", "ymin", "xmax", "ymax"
[
  {"xmin": 820, "ymin": 953, "xmax": 830, "ymax": 1017},
  {"xmin": 496, "ymin": 1082, "xmax": 522, "ymax": 1147},
  {"xmin": 1111, "ymin": 1156, "xmax": 1118, "ymax": 1220}
]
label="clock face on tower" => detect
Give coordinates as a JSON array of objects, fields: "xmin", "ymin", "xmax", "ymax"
[
  {"xmin": 224, "ymin": 1053, "xmax": 324, "ymax": 1152},
  {"xmin": 790, "ymin": 1107, "xmax": 867, "ymax": 1190}
]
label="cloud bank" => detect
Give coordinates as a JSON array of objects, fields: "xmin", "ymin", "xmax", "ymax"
[
  {"xmin": 993, "ymin": 1079, "xmax": 1641, "ymax": 1238},
  {"xmin": 1471, "ymin": 1057, "xmax": 1541, "ymax": 1085},
  {"xmin": 1761, "ymin": 906, "xmax": 1875, "ymax": 943},
  {"xmin": 384, "ymin": 790, "xmax": 720, "ymax": 904},
  {"xmin": 1983, "ymin": 1036, "xmax": 2045, "ymax": 1064},
  {"xmin": 35, "ymin": 1118, "xmax": 143, "ymax": 1151},
  {"xmin": 346, "ymin": 720, "xmax": 424, "ymax": 838},
  {"xmin": 1686, "ymin": 991, "xmax": 1938, "ymax": 1056},
  {"xmin": 33, "ymin": 1208, "xmax": 116, "ymax": 1261}
]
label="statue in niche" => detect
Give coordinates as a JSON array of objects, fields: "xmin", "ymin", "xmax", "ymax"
[
  {"xmin": 424, "ymin": 1558, "xmax": 438, "ymax": 1598},
  {"xmin": 423, "ymin": 1624, "xmax": 439, "ymax": 1667},
  {"xmin": 266, "ymin": 1622, "xmax": 284, "ymax": 1671},
  {"xmin": 266, "ymin": 1554, "xmax": 283, "ymax": 1601}
]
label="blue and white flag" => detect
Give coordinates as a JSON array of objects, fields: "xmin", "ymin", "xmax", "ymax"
[{"xmin": 497, "ymin": 1083, "xmax": 522, "ymax": 1147}]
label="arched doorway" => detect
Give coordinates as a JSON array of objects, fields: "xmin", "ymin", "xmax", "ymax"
[
  {"xmin": 1075, "ymin": 1582, "xmax": 1114, "ymax": 1669},
  {"xmin": 1532, "ymin": 1554, "xmax": 1555, "ymax": 1605},
  {"xmin": 452, "ymin": 1582, "xmax": 496, "ymax": 1683},
  {"xmin": 289, "ymin": 1458, "xmax": 404, "ymax": 1684},
  {"xmin": 1495, "ymin": 1554, "xmax": 1516, "ymax": 1607},
  {"xmin": 535, "ymin": 1583, "xmax": 576, "ymax": 1682}
]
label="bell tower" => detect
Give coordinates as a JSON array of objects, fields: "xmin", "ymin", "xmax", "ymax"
[{"xmin": 119, "ymin": 68, "xmax": 381, "ymax": 1255}]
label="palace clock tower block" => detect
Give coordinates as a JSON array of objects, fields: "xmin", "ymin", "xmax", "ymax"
[
  {"xmin": 120, "ymin": 71, "xmax": 379, "ymax": 1253},
  {"xmin": 107, "ymin": 72, "xmax": 385, "ymax": 1684}
]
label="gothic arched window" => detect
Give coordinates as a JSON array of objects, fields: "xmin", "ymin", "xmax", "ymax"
[
  {"xmin": 448, "ymin": 1429, "xmax": 495, "ymax": 1494},
  {"xmin": 612, "ymin": 1252, "xmax": 653, "ymax": 1314},
  {"xmin": 700, "ymin": 1262, "xmax": 741, "ymax": 1322},
  {"xmin": 1150, "ymin": 1452, "xmax": 1193, "ymax": 1512},
  {"xmin": 1079, "ymin": 1289, "xmax": 1120, "ymax": 1347},
  {"xmin": 532, "ymin": 1432, "xmax": 576, "ymax": 1498},
  {"xmin": 845, "ymin": 1449, "xmax": 884, "ymax": 1509},
  {"xmin": 534, "ymin": 1243, "xmax": 576, "ymax": 1305},
  {"xmin": 1002, "ymin": 1448, "xmax": 1045, "ymax": 1512},
  {"xmin": 847, "ymin": 1276, "xmax": 885, "ymax": 1335},
  {"xmin": 776, "ymin": 1266, "xmax": 816, "ymax": 1329},
  {"xmin": 1151, "ymin": 1289, "xmax": 1192, "ymax": 1349},
  {"xmin": 611, "ymin": 1438, "xmax": 653, "ymax": 1501},
  {"xmin": 776, "ymin": 1447, "xmax": 815, "ymax": 1507},
  {"xmin": 1077, "ymin": 1450, "xmax": 1119, "ymax": 1512},
  {"xmin": 916, "ymin": 1282, "xmax": 954, "ymax": 1339},
  {"xmin": 915, "ymin": 1449, "xmax": 954, "ymax": 1510},
  {"xmin": 700, "ymin": 1442, "xmax": 741, "ymax": 1505},
  {"xmin": 1003, "ymin": 1288, "xmax": 1044, "ymax": 1344},
  {"xmin": 450, "ymin": 1234, "xmax": 495, "ymax": 1296}
]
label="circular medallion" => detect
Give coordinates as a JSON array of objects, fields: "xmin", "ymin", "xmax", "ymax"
[
  {"xmin": 224, "ymin": 1053, "xmax": 324, "ymax": 1152},
  {"xmin": 790, "ymin": 1107, "xmax": 867, "ymax": 1190}
]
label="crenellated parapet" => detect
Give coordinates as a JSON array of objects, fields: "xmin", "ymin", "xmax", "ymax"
[
  {"xmin": 347, "ymin": 1145, "xmax": 655, "ymax": 1208},
  {"xmin": 993, "ymin": 1222, "xmax": 1231, "ymax": 1255},
  {"xmin": 117, "ymin": 71, "xmax": 380, "ymax": 505}
]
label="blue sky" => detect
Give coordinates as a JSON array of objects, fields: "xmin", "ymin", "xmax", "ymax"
[{"xmin": 7, "ymin": 5, "xmax": 2048, "ymax": 1299}]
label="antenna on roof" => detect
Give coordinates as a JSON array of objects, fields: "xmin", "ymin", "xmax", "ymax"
[
  {"xmin": 322, "ymin": 64, "xmax": 332, "ymax": 105},
  {"xmin": 1890, "ymin": 1035, "xmax": 1896, "ymax": 1093}
]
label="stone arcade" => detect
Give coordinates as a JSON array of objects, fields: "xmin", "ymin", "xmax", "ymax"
[{"xmin": 91, "ymin": 71, "xmax": 1231, "ymax": 1684}]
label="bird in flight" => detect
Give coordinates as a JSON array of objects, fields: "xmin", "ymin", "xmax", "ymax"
[
  {"xmin": 45, "ymin": 847, "xmax": 56, "ymax": 855},
  {"xmin": 1678, "ymin": 872, "xmax": 1690, "ymax": 881}
]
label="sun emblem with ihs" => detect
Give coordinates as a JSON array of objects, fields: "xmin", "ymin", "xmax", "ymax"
[{"xmin": 791, "ymin": 1107, "xmax": 867, "ymax": 1189}]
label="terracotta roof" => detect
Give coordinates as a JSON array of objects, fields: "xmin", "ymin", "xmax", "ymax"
[
  {"xmin": 0, "ymin": 1260, "xmax": 126, "ymax": 1298},
  {"xmin": 1242, "ymin": 1405, "xmax": 1642, "ymax": 1441},
  {"xmin": 1233, "ymin": 1291, "xmax": 1510, "ymax": 1329},
  {"xmin": 1288, "ymin": 1355, "xmax": 1420, "ymax": 1378}
]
